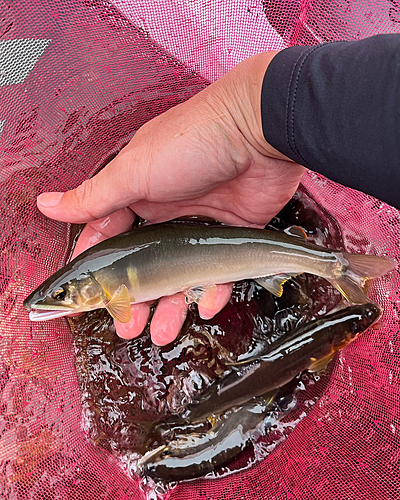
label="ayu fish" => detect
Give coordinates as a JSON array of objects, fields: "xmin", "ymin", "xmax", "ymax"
[
  {"xmin": 171, "ymin": 303, "xmax": 381, "ymax": 423},
  {"xmin": 23, "ymin": 223, "xmax": 393, "ymax": 323},
  {"xmin": 139, "ymin": 394, "xmax": 278, "ymax": 482},
  {"xmin": 140, "ymin": 303, "xmax": 381, "ymax": 482}
]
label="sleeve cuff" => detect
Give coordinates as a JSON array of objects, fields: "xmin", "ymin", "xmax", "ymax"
[{"xmin": 261, "ymin": 45, "xmax": 319, "ymax": 166}]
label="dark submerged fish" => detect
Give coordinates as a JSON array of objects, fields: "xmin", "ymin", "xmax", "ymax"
[
  {"xmin": 139, "ymin": 303, "xmax": 380, "ymax": 482},
  {"xmin": 163, "ymin": 303, "xmax": 381, "ymax": 425},
  {"xmin": 139, "ymin": 392, "xmax": 278, "ymax": 482},
  {"xmin": 24, "ymin": 223, "xmax": 393, "ymax": 323}
]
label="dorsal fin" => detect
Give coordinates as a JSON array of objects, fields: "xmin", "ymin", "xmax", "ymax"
[{"xmin": 284, "ymin": 226, "xmax": 307, "ymax": 239}]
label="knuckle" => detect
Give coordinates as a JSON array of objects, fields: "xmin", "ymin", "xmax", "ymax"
[
  {"xmin": 73, "ymin": 180, "xmax": 102, "ymax": 220},
  {"xmin": 74, "ymin": 179, "xmax": 92, "ymax": 205}
]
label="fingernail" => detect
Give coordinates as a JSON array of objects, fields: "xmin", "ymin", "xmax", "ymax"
[
  {"xmin": 199, "ymin": 309, "xmax": 214, "ymax": 320},
  {"xmin": 37, "ymin": 192, "xmax": 64, "ymax": 208}
]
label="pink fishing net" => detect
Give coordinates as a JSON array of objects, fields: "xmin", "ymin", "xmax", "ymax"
[{"xmin": 0, "ymin": 0, "xmax": 399, "ymax": 498}]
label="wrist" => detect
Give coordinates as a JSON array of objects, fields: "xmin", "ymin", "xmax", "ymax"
[{"xmin": 216, "ymin": 52, "xmax": 292, "ymax": 162}]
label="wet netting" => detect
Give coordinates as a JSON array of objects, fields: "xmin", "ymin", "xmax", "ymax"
[{"xmin": 1, "ymin": 0, "xmax": 400, "ymax": 499}]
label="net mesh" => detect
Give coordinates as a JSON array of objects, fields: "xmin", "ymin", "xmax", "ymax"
[{"xmin": 0, "ymin": 0, "xmax": 399, "ymax": 498}]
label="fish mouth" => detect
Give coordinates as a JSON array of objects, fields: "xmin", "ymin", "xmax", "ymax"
[
  {"xmin": 28, "ymin": 305, "xmax": 76, "ymax": 322},
  {"xmin": 28, "ymin": 309, "xmax": 76, "ymax": 321}
]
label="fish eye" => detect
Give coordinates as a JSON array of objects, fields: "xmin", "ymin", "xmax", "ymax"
[{"xmin": 53, "ymin": 288, "xmax": 66, "ymax": 301}]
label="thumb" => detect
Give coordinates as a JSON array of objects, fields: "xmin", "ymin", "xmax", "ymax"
[{"xmin": 37, "ymin": 155, "xmax": 140, "ymax": 223}]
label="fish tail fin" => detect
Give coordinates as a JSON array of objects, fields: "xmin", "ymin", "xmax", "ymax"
[
  {"xmin": 344, "ymin": 253, "xmax": 396, "ymax": 279},
  {"xmin": 329, "ymin": 253, "xmax": 395, "ymax": 304}
]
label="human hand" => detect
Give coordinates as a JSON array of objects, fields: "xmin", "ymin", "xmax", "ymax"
[{"xmin": 37, "ymin": 51, "xmax": 306, "ymax": 345}]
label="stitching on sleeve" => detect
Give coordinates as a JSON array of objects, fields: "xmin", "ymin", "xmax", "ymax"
[
  {"xmin": 290, "ymin": 45, "xmax": 322, "ymax": 165},
  {"xmin": 287, "ymin": 45, "xmax": 339, "ymax": 166},
  {"xmin": 287, "ymin": 45, "xmax": 327, "ymax": 166},
  {"xmin": 285, "ymin": 47, "xmax": 316, "ymax": 164}
]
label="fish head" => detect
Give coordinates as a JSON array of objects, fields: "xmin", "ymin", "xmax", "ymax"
[
  {"xmin": 334, "ymin": 302, "xmax": 382, "ymax": 351},
  {"xmin": 334, "ymin": 302, "xmax": 381, "ymax": 346},
  {"xmin": 352, "ymin": 302, "xmax": 381, "ymax": 334},
  {"xmin": 24, "ymin": 272, "xmax": 104, "ymax": 321}
]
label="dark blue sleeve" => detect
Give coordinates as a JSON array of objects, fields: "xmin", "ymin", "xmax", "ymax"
[{"xmin": 261, "ymin": 34, "xmax": 400, "ymax": 209}]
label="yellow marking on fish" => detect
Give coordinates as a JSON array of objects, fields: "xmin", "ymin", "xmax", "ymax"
[
  {"xmin": 96, "ymin": 281, "xmax": 111, "ymax": 301},
  {"xmin": 207, "ymin": 415, "xmax": 218, "ymax": 427},
  {"xmin": 264, "ymin": 392, "xmax": 277, "ymax": 406},
  {"xmin": 127, "ymin": 267, "xmax": 139, "ymax": 288}
]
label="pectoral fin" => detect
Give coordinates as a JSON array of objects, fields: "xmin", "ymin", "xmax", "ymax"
[
  {"xmin": 255, "ymin": 274, "xmax": 298, "ymax": 297},
  {"xmin": 105, "ymin": 284, "xmax": 132, "ymax": 323},
  {"xmin": 309, "ymin": 351, "xmax": 336, "ymax": 373}
]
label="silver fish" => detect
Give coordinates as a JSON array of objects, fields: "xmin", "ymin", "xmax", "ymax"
[{"xmin": 24, "ymin": 223, "xmax": 394, "ymax": 323}]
